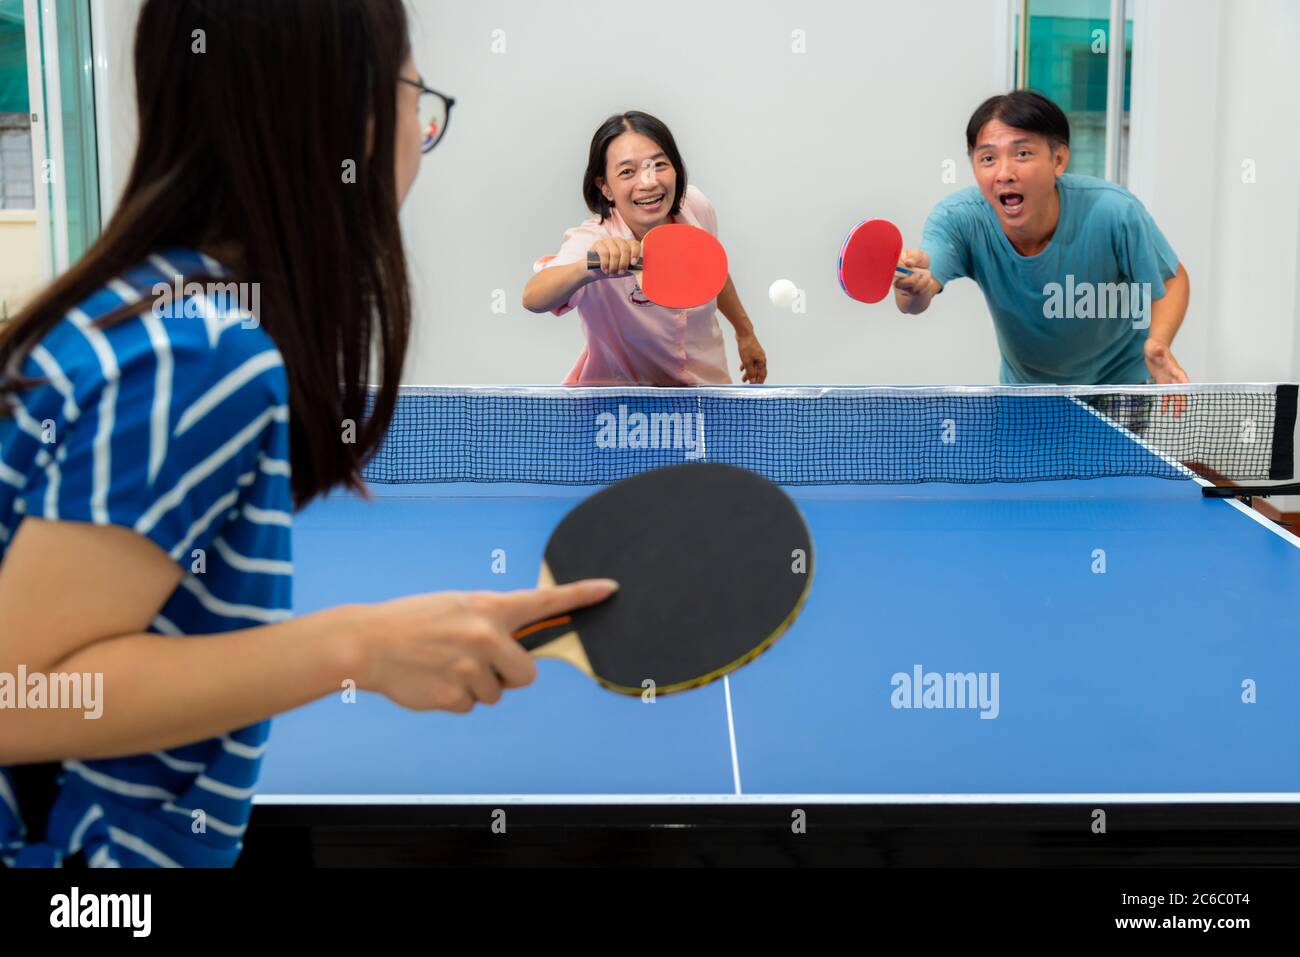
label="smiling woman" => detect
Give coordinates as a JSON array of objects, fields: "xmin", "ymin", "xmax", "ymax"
[{"xmin": 523, "ymin": 110, "xmax": 768, "ymax": 387}]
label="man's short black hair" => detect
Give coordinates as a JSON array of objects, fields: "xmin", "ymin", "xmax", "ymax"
[{"xmin": 966, "ymin": 90, "xmax": 1070, "ymax": 153}]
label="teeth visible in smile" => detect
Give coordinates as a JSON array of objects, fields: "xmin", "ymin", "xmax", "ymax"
[{"xmin": 634, "ymin": 195, "xmax": 663, "ymax": 206}]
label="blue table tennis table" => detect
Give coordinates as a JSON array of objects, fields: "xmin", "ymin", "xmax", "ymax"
[{"xmin": 247, "ymin": 386, "xmax": 1300, "ymax": 865}]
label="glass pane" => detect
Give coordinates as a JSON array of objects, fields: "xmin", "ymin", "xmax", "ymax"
[
  {"xmin": 0, "ymin": 0, "xmax": 32, "ymax": 324},
  {"xmin": 422, "ymin": 93, "xmax": 448, "ymax": 152},
  {"xmin": 55, "ymin": 0, "xmax": 98, "ymax": 260},
  {"xmin": 0, "ymin": 0, "xmax": 33, "ymax": 212},
  {"xmin": 1024, "ymin": 0, "xmax": 1133, "ymax": 182}
]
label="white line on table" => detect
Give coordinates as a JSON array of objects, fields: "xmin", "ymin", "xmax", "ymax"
[{"xmin": 724, "ymin": 675, "xmax": 742, "ymax": 795}]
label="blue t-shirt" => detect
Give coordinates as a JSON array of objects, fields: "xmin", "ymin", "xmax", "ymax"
[
  {"xmin": 922, "ymin": 173, "xmax": 1180, "ymax": 384},
  {"xmin": 0, "ymin": 248, "xmax": 293, "ymax": 867}
]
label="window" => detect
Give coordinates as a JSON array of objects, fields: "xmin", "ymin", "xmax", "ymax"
[
  {"xmin": 0, "ymin": 0, "xmax": 32, "ymax": 211},
  {"xmin": 52, "ymin": 0, "xmax": 100, "ymax": 259},
  {"xmin": 1012, "ymin": 0, "xmax": 1133, "ymax": 183}
]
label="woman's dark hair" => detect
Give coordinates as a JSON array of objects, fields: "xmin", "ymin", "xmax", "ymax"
[
  {"xmin": 0, "ymin": 0, "xmax": 413, "ymax": 509},
  {"xmin": 582, "ymin": 111, "xmax": 688, "ymax": 221},
  {"xmin": 965, "ymin": 89, "xmax": 1071, "ymax": 153}
]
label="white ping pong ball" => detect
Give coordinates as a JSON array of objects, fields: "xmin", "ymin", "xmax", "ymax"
[{"xmin": 768, "ymin": 279, "xmax": 797, "ymax": 309}]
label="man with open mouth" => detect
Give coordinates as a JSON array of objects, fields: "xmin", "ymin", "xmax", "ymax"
[{"xmin": 892, "ymin": 90, "xmax": 1189, "ymax": 387}]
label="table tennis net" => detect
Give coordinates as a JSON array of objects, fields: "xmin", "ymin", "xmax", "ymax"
[{"xmin": 359, "ymin": 384, "xmax": 1298, "ymax": 486}]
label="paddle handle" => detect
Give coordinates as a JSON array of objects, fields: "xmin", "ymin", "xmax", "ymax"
[
  {"xmin": 513, "ymin": 615, "xmax": 575, "ymax": 652},
  {"xmin": 586, "ymin": 250, "xmax": 643, "ymax": 273}
]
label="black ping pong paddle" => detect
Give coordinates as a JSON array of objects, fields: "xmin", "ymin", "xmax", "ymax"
[{"xmin": 512, "ymin": 463, "xmax": 813, "ymax": 696}]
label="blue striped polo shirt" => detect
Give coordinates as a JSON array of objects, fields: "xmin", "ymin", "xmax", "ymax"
[{"xmin": 0, "ymin": 247, "xmax": 293, "ymax": 867}]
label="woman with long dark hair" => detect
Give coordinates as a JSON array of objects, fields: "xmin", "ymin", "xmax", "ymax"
[
  {"xmin": 523, "ymin": 111, "xmax": 768, "ymax": 386},
  {"xmin": 0, "ymin": 0, "xmax": 613, "ymax": 868}
]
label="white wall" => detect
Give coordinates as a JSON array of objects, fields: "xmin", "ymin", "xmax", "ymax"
[
  {"xmin": 1295, "ymin": 184, "xmax": 1300, "ymax": 380},
  {"xmin": 1126, "ymin": 0, "xmax": 1217, "ymax": 381},
  {"xmin": 0, "ymin": 211, "xmax": 40, "ymax": 314},
  {"xmin": 1204, "ymin": 0, "xmax": 1300, "ymax": 383},
  {"xmin": 1127, "ymin": 0, "xmax": 1300, "ymax": 383},
  {"xmin": 91, "ymin": 0, "xmax": 142, "ymax": 218},
  {"xmin": 401, "ymin": 0, "xmax": 1013, "ymax": 384}
]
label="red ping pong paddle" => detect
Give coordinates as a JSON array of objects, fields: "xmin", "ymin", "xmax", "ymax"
[
  {"xmin": 512, "ymin": 463, "xmax": 813, "ymax": 696},
  {"xmin": 587, "ymin": 223, "xmax": 729, "ymax": 309},
  {"xmin": 837, "ymin": 219, "xmax": 913, "ymax": 303}
]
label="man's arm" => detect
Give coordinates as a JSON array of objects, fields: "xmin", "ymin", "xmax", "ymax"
[
  {"xmin": 1144, "ymin": 263, "xmax": 1190, "ymax": 384},
  {"xmin": 1147, "ymin": 262, "xmax": 1189, "ymax": 350}
]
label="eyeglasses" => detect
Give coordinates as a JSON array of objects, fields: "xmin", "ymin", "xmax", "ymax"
[{"xmin": 399, "ymin": 77, "xmax": 455, "ymax": 153}]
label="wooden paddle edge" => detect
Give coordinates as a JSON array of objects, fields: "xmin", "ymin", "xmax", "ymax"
[{"xmin": 528, "ymin": 563, "xmax": 596, "ymax": 676}]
